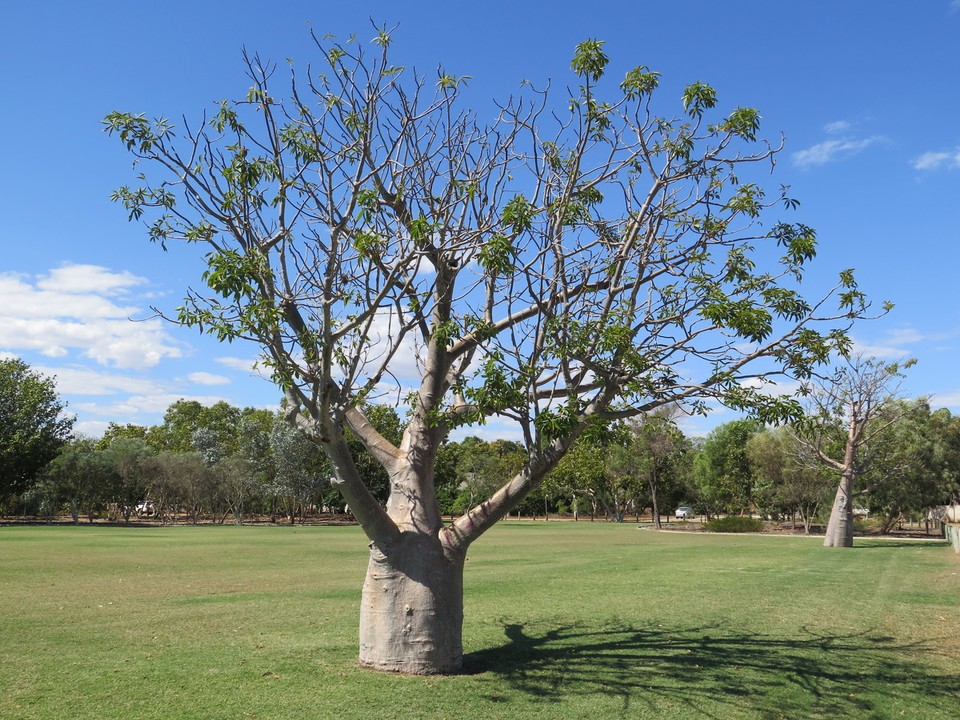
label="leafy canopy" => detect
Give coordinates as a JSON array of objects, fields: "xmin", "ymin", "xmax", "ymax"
[
  {"xmin": 104, "ymin": 29, "xmax": 874, "ymax": 546},
  {"xmin": 0, "ymin": 358, "xmax": 74, "ymax": 501}
]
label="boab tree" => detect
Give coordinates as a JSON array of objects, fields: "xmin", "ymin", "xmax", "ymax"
[
  {"xmin": 797, "ymin": 355, "xmax": 913, "ymax": 548},
  {"xmin": 105, "ymin": 30, "xmax": 870, "ymax": 673}
]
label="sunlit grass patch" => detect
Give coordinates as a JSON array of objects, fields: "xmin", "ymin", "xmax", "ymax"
[{"xmin": 1, "ymin": 523, "xmax": 957, "ymax": 719}]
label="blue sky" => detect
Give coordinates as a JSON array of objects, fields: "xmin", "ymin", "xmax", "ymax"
[{"xmin": 1, "ymin": 1, "xmax": 959, "ymax": 439}]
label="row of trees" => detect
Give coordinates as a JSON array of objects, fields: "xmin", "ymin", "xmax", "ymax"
[
  {"xmin": 695, "ymin": 402, "xmax": 960, "ymax": 535},
  {"xmin": 4, "ymin": 388, "xmax": 691, "ymax": 525},
  {"xmin": 5, "ymin": 357, "xmax": 957, "ymax": 533},
  {"xmin": 4, "ymin": 396, "xmax": 367, "ymax": 524}
]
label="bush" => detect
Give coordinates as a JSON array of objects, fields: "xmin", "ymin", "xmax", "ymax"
[
  {"xmin": 705, "ymin": 516, "xmax": 764, "ymax": 533},
  {"xmin": 853, "ymin": 518, "xmax": 878, "ymax": 535}
]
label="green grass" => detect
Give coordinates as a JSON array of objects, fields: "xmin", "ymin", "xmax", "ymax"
[{"xmin": 1, "ymin": 523, "xmax": 958, "ymax": 720}]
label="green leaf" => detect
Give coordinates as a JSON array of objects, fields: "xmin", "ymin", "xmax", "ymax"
[
  {"xmin": 722, "ymin": 107, "xmax": 761, "ymax": 141},
  {"xmin": 502, "ymin": 195, "xmax": 535, "ymax": 233},
  {"xmin": 437, "ymin": 72, "xmax": 471, "ymax": 90},
  {"xmin": 620, "ymin": 66, "xmax": 660, "ymax": 99},
  {"xmin": 372, "ymin": 26, "xmax": 392, "ymax": 47},
  {"xmin": 477, "ymin": 235, "xmax": 516, "ymax": 276},
  {"xmin": 571, "ymin": 39, "xmax": 608, "ymax": 81},
  {"xmin": 682, "ymin": 81, "xmax": 718, "ymax": 119}
]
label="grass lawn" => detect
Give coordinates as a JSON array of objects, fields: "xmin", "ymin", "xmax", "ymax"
[{"xmin": 1, "ymin": 522, "xmax": 958, "ymax": 720}]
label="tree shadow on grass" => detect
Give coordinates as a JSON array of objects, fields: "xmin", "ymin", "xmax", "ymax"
[
  {"xmin": 463, "ymin": 620, "xmax": 958, "ymax": 718},
  {"xmin": 854, "ymin": 540, "xmax": 950, "ymax": 549}
]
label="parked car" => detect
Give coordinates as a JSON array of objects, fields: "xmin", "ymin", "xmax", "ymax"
[{"xmin": 675, "ymin": 506, "xmax": 694, "ymax": 519}]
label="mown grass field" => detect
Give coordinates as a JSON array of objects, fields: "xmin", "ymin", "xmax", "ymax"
[{"xmin": 1, "ymin": 522, "xmax": 958, "ymax": 720}]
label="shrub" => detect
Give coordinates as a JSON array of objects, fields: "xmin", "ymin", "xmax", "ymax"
[
  {"xmin": 705, "ymin": 516, "xmax": 764, "ymax": 533},
  {"xmin": 853, "ymin": 518, "xmax": 878, "ymax": 535}
]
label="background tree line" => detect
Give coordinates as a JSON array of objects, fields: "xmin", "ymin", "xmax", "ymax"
[{"xmin": 2, "ymin": 357, "xmax": 958, "ymax": 528}]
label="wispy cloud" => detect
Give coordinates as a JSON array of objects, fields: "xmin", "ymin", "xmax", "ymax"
[
  {"xmin": 951, "ymin": 0, "xmax": 960, "ymax": 14},
  {"xmin": 930, "ymin": 390, "xmax": 960, "ymax": 409},
  {"xmin": 822, "ymin": 120, "xmax": 851, "ymax": 134},
  {"xmin": 793, "ymin": 137, "xmax": 883, "ymax": 168},
  {"xmin": 912, "ymin": 147, "xmax": 960, "ymax": 171},
  {"xmin": 849, "ymin": 326, "xmax": 957, "ymax": 360},
  {"xmin": 36, "ymin": 264, "xmax": 144, "ymax": 295},
  {"xmin": 36, "ymin": 366, "xmax": 227, "ymax": 417},
  {"xmin": 216, "ymin": 356, "xmax": 259, "ymax": 372},
  {"xmin": 73, "ymin": 392, "xmax": 229, "ymax": 418},
  {"xmin": 850, "ymin": 341, "xmax": 912, "ymax": 361},
  {"xmin": 793, "ymin": 138, "xmax": 880, "ymax": 167},
  {"xmin": 33, "ymin": 365, "xmax": 168, "ymax": 397},
  {"xmin": 0, "ymin": 264, "xmax": 183, "ymax": 370},
  {"xmin": 35, "ymin": 364, "xmax": 238, "ymax": 433},
  {"xmin": 792, "ymin": 120, "xmax": 885, "ymax": 168},
  {"xmin": 739, "ymin": 376, "xmax": 803, "ymax": 398},
  {"xmin": 213, "ymin": 356, "xmax": 278, "ymax": 386},
  {"xmin": 188, "ymin": 371, "xmax": 231, "ymax": 386}
]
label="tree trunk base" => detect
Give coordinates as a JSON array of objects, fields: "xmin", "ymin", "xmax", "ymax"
[
  {"xmin": 823, "ymin": 476, "xmax": 855, "ymax": 548},
  {"xmin": 359, "ymin": 532, "xmax": 465, "ymax": 675}
]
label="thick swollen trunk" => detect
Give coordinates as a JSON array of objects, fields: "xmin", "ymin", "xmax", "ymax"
[
  {"xmin": 359, "ymin": 531, "xmax": 465, "ymax": 674},
  {"xmin": 332, "ymin": 408, "xmax": 569, "ymax": 675},
  {"xmin": 823, "ymin": 472, "xmax": 855, "ymax": 547}
]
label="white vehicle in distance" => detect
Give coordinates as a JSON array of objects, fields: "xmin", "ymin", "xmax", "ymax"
[{"xmin": 675, "ymin": 506, "xmax": 695, "ymax": 519}]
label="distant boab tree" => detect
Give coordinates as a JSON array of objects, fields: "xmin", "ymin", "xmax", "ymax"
[
  {"xmin": 105, "ymin": 29, "xmax": 871, "ymax": 674},
  {"xmin": 797, "ymin": 355, "xmax": 914, "ymax": 548}
]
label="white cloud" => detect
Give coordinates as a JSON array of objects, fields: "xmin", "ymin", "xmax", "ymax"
[
  {"xmin": 823, "ymin": 120, "xmax": 851, "ymax": 134},
  {"xmin": 448, "ymin": 419, "xmax": 526, "ymax": 443},
  {"xmin": 951, "ymin": 0, "xmax": 960, "ymax": 13},
  {"xmin": 73, "ymin": 392, "xmax": 230, "ymax": 418},
  {"xmin": 74, "ymin": 420, "xmax": 112, "ymax": 438},
  {"xmin": 188, "ymin": 371, "xmax": 231, "ymax": 386},
  {"xmin": 912, "ymin": 148, "xmax": 960, "ymax": 171},
  {"xmin": 792, "ymin": 136, "xmax": 883, "ymax": 168},
  {"xmin": 849, "ymin": 342, "xmax": 908, "ymax": 360},
  {"xmin": 36, "ymin": 264, "xmax": 145, "ymax": 295},
  {"xmin": 849, "ymin": 326, "xmax": 929, "ymax": 360},
  {"xmin": 338, "ymin": 308, "xmax": 426, "ymax": 387},
  {"xmin": 739, "ymin": 376, "xmax": 803, "ymax": 398},
  {"xmin": 0, "ymin": 273, "xmax": 137, "ymax": 320},
  {"xmin": 32, "ymin": 364, "xmax": 240, "ymax": 427},
  {"xmin": 883, "ymin": 328, "xmax": 925, "ymax": 345},
  {"xmin": 33, "ymin": 365, "xmax": 168, "ymax": 397},
  {"xmin": 216, "ymin": 356, "xmax": 259, "ymax": 372},
  {"xmin": 0, "ymin": 265, "xmax": 183, "ymax": 370},
  {"xmin": 930, "ymin": 391, "xmax": 960, "ymax": 409}
]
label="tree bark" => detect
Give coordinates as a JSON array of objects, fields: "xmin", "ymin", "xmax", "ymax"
[
  {"xmin": 335, "ymin": 412, "xmax": 469, "ymax": 674},
  {"xmin": 649, "ymin": 477, "xmax": 662, "ymax": 529},
  {"xmin": 358, "ymin": 531, "xmax": 465, "ymax": 674},
  {"xmin": 822, "ymin": 415, "xmax": 859, "ymax": 548},
  {"xmin": 823, "ymin": 471, "xmax": 854, "ymax": 547},
  {"xmin": 331, "ymin": 406, "xmax": 566, "ymax": 674}
]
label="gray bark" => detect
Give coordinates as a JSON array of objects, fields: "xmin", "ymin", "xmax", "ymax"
[
  {"xmin": 823, "ymin": 471, "xmax": 854, "ymax": 547},
  {"xmin": 359, "ymin": 531, "xmax": 465, "ymax": 674},
  {"xmin": 823, "ymin": 415, "xmax": 859, "ymax": 548},
  {"xmin": 345, "ymin": 419, "xmax": 470, "ymax": 674}
]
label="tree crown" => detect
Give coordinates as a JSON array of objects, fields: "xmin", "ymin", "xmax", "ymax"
[{"xmin": 104, "ymin": 30, "xmax": 874, "ymax": 547}]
